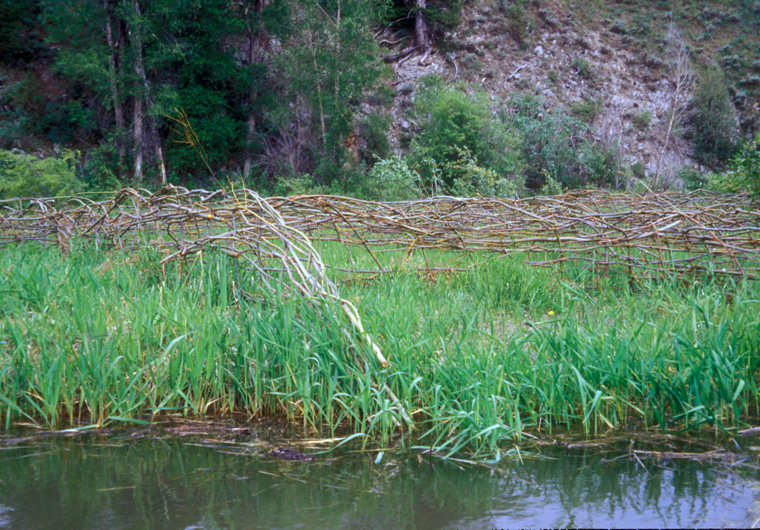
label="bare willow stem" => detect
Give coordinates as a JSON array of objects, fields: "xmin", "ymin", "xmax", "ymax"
[{"xmin": 2, "ymin": 188, "xmax": 759, "ymax": 280}]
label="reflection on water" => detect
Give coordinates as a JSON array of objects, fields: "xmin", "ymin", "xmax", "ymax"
[
  {"xmin": 448, "ymin": 451, "xmax": 760, "ymax": 529},
  {"xmin": 0, "ymin": 433, "xmax": 757, "ymax": 529}
]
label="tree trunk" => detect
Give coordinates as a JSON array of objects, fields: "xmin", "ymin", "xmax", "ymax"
[
  {"xmin": 104, "ymin": 0, "xmax": 126, "ymax": 176},
  {"xmin": 414, "ymin": 0, "xmax": 431, "ymax": 52},
  {"xmin": 307, "ymin": 27, "xmax": 327, "ymax": 150},
  {"xmin": 654, "ymin": 24, "xmax": 691, "ymax": 188},
  {"xmin": 133, "ymin": 92, "xmax": 143, "ymax": 181},
  {"xmin": 130, "ymin": 0, "xmax": 167, "ymax": 186},
  {"xmin": 384, "ymin": 0, "xmax": 431, "ymax": 63},
  {"xmin": 243, "ymin": 0, "xmax": 265, "ymax": 180}
]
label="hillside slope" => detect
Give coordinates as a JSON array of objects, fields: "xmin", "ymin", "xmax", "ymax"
[
  {"xmin": 1, "ymin": 0, "xmax": 758, "ymax": 194},
  {"xmin": 381, "ymin": 0, "xmax": 759, "ymax": 187}
]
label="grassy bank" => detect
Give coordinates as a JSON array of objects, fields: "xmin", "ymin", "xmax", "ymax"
[{"xmin": 1, "ymin": 240, "xmax": 758, "ymax": 456}]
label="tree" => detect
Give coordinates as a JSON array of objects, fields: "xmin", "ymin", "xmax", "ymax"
[
  {"xmin": 241, "ymin": 0, "xmax": 267, "ymax": 180},
  {"xmin": 104, "ymin": 0, "xmax": 127, "ymax": 173},
  {"xmin": 42, "ymin": 0, "xmax": 167, "ymax": 183},
  {"xmin": 146, "ymin": 0, "xmax": 249, "ymax": 180},
  {"xmin": 0, "ymin": 149, "xmax": 83, "ymax": 199},
  {"xmin": 691, "ymin": 66, "xmax": 739, "ymax": 169},
  {"xmin": 408, "ymin": 78, "xmax": 523, "ymax": 194},
  {"xmin": 383, "ymin": 0, "xmax": 462, "ymax": 64},
  {"xmin": 43, "ymin": 0, "xmax": 251, "ymax": 184},
  {"xmin": 654, "ymin": 23, "xmax": 692, "ymax": 187},
  {"xmin": 235, "ymin": 0, "xmax": 289, "ymax": 180},
  {"xmin": 0, "ymin": 1, "xmax": 44, "ymax": 67},
  {"xmin": 277, "ymin": 0, "xmax": 389, "ymax": 184}
]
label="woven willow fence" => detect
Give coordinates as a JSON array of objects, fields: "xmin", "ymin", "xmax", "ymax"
[{"xmin": 2, "ymin": 187, "xmax": 760, "ymax": 280}]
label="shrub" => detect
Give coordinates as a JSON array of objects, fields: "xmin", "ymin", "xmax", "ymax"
[
  {"xmin": 739, "ymin": 75, "xmax": 760, "ymax": 86},
  {"xmin": 271, "ymin": 173, "xmax": 326, "ymax": 197},
  {"xmin": 80, "ymin": 146, "xmax": 122, "ymax": 192},
  {"xmin": 611, "ymin": 19, "xmax": 628, "ymax": 35},
  {"xmin": 707, "ymin": 134, "xmax": 760, "ymax": 196},
  {"xmin": 580, "ymin": 142, "xmax": 621, "ymax": 188},
  {"xmin": 449, "ymin": 148, "xmax": 523, "ymax": 198},
  {"xmin": 539, "ymin": 175, "xmax": 565, "ymax": 195},
  {"xmin": 678, "ymin": 167, "xmax": 708, "ymax": 190},
  {"xmin": 503, "ymin": 4, "xmax": 528, "ymax": 42},
  {"xmin": 631, "ymin": 109, "xmax": 653, "ymax": 131},
  {"xmin": 571, "ymin": 57, "xmax": 592, "ymax": 79},
  {"xmin": 734, "ymin": 134, "xmax": 760, "ymax": 194},
  {"xmin": 359, "ymin": 114, "xmax": 391, "ymax": 164},
  {"xmin": 361, "ymin": 156, "xmax": 422, "ymax": 201},
  {"xmin": 631, "ymin": 161, "xmax": 646, "ymax": 179},
  {"xmin": 461, "ymin": 53, "xmax": 482, "ymax": 72},
  {"xmin": 571, "ymin": 98, "xmax": 601, "ymax": 123},
  {"xmin": 0, "ymin": 149, "xmax": 84, "ymax": 199},
  {"xmin": 690, "ymin": 66, "xmax": 739, "ymax": 168},
  {"xmin": 0, "ymin": 74, "xmax": 28, "ymax": 148},
  {"xmin": 0, "ymin": 1, "xmax": 43, "ymax": 66},
  {"xmin": 508, "ymin": 95, "xmax": 621, "ymax": 190},
  {"xmin": 508, "ymin": 95, "xmax": 586, "ymax": 189},
  {"xmin": 409, "ymin": 77, "xmax": 523, "ymax": 193}
]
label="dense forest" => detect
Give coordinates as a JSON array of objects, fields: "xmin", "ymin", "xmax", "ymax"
[{"xmin": 1, "ymin": 0, "xmax": 759, "ymax": 199}]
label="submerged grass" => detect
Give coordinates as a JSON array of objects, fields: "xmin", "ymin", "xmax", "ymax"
[{"xmin": 1, "ymin": 240, "xmax": 759, "ymax": 457}]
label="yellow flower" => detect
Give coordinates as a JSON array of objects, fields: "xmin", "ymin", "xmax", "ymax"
[{"xmin": 547, "ymin": 310, "xmax": 555, "ymax": 316}]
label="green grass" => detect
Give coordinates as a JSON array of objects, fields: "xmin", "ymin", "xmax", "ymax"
[{"xmin": 1, "ymin": 239, "xmax": 758, "ymax": 457}]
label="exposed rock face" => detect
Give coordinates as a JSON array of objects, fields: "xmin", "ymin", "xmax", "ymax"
[{"xmin": 377, "ymin": 2, "xmax": 753, "ymax": 187}]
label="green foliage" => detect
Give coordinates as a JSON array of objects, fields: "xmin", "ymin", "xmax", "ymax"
[
  {"xmin": 539, "ymin": 174, "xmax": 565, "ymax": 195},
  {"xmin": 0, "ymin": 1, "xmax": 44, "ymax": 66},
  {"xmin": 580, "ymin": 142, "xmax": 620, "ymax": 188},
  {"xmin": 691, "ymin": 66, "xmax": 739, "ymax": 168},
  {"xmin": 384, "ymin": 0, "xmax": 463, "ymax": 40},
  {"xmin": 733, "ymin": 133, "xmax": 760, "ymax": 195},
  {"xmin": 410, "ymin": 78, "xmax": 488, "ymax": 186},
  {"xmin": 707, "ymin": 133, "xmax": 760, "ymax": 196},
  {"xmin": 147, "ymin": 0, "xmax": 250, "ymax": 175},
  {"xmin": 409, "ymin": 77, "xmax": 523, "ymax": 193},
  {"xmin": 13, "ymin": 0, "xmax": 757, "ymax": 197},
  {"xmin": 502, "ymin": 3, "xmax": 529, "ymax": 42},
  {"xmin": 360, "ymin": 113, "xmax": 391, "ymax": 163},
  {"xmin": 678, "ymin": 167, "xmax": 708, "ymax": 190},
  {"xmin": 509, "ymin": 95, "xmax": 581, "ymax": 188},
  {"xmin": 571, "ymin": 98, "xmax": 601, "ymax": 123},
  {"xmin": 508, "ymin": 94, "xmax": 620, "ymax": 189},
  {"xmin": 422, "ymin": 0, "xmax": 464, "ymax": 31},
  {"xmin": 38, "ymin": 99, "xmax": 98, "ymax": 145},
  {"xmin": 571, "ymin": 56, "xmax": 593, "ymax": 78},
  {"xmin": 40, "ymin": 0, "xmax": 257, "ymax": 181},
  {"xmin": 631, "ymin": 109, "xmax": 653, "ymax": 130},
  {"xmin": 448, "ymin": 147, "xmax": 523, "ymax": 198},
  {"xmin": 272, "ymin": 173, "xmax": 326, "ymax": 196},
  {"xmin": 164, "ymin": 100, "xmax": 243, "ymax": 176},
  {"xmin": 460, "ymin": 52, "xmax": 482, "ymax": 72},
  {"xmin": 0, "ymin": 74, "xmax": 29, "ymax": 148},
  {"xmin": 0, "ymin": 72, "xmax": 94, "ymax": 148},
  {"xmin": 361, "ymin": 156, "xmax": 422, "ymax": 201},
  {"xmin": 631, "ymin": 160, "xmax": 646, "ymax": 179},
  {"xmin": 40, "ymin": 0, "xmax": 111, "ymax": 96},
  {"xmin": 278, "ymin": 0, "xmax": 389, "ymax": 185},
  {"xmin": 0, "ymin": 149, "xmax": 83, "ymax": 198},
  {"xmin": 80, "ymin": 146, "xmax": 122, "ymax": 192}
]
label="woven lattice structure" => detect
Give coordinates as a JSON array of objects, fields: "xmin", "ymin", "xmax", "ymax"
[{"xmin": 2, "ymin": 187, "xmax": 759, "ymax": 279}]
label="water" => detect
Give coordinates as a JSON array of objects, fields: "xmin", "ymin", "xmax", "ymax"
[{"xmin": 0, "ymin": 429, "xmax": 758, "ymax": 529}]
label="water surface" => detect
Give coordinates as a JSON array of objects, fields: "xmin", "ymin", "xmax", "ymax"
[{"xmin": 0, "ymin": 430, "xmax": 758, "ymax": 529}]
